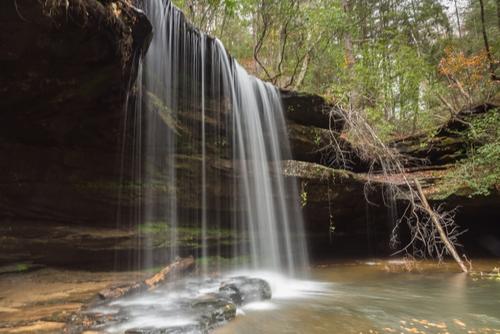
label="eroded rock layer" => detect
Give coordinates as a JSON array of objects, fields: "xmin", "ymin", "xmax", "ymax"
[{"xmin": 0, "ymin": 1, "xmax": 499, "ymax": 268}]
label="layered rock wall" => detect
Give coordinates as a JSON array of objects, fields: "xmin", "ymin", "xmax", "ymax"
[{"xmin": 1, "ymin": 1, "xmax": 498, "ymax": 267}]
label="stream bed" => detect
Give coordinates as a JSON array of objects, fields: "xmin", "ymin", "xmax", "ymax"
[
  {"xmin": 215, "ymin": 262, "xmax": 500, "ymax": 334},
  {"xmin": 87, "ymin": 261, "xmax": 500, "ymax": 334},
  {"xmin": 1, "ymin": 260, "xmax": 499, "ymax": 333}
]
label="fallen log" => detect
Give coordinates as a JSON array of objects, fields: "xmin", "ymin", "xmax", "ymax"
[
  {"xmin": 98, "ymin": 256, "xmax": 195, "ymax": 300},
  {"xmin": 414, "ymin": 179, "xmax": 469, "ymax": 273},
  {"xmin": 144, "ymin": 256, "xmax": 195, "ymax": 288},
  {"xmin": 98, "ymin": 281, "xmax": 146, "ymax": 300}
]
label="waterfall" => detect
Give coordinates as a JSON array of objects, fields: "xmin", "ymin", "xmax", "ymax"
[{"xmin": 135, "ymin": 0, "xmax": 308, "ymax": 275}]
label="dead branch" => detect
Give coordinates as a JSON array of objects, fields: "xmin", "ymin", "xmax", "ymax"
[
  {"xmin": 437, "ymin": 92, "xmax": 457, "ymax": 116},
  {"xmin": 414, "ymin": 179, "xmax": 468, "ymax": 273},
  {"xmin": 325, "ymin": 102, "xmax": 470, "ymax": 272}
]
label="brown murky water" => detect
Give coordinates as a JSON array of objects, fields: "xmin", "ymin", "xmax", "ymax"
[
  {"xmin": 0, "ymin": 260, "xmax": 499, "ymax": 333},
  {"xmin": 216, "ymin": 260, "xmax": 500, "ymax": 334}
]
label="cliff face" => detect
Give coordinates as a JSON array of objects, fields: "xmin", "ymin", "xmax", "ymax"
[
  {"xmin": 0, "ymin": 0, "xmax": 153, "ymax": 265},
  {"xmin": 388, "ymin": 104, "xmax": 500, "ymax": 257},
  {"xmin": 0, "ymin": 0, "xmax": 151, "ymax": 221},
  {"xmin": 1, "ymin": 2, "xmax": 498, "ymax": 268},
  {"xmin": 0, "ymin": 0, "xmax": 359, "ymax": 266},
  {"xmin": 0, "ymin": 0, "xmax": 151, "ymax": 146}
]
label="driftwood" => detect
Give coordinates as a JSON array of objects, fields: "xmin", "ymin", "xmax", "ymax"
[
  {"xmin": 98, "ymin": 281, "xmax": 145, "ymax": 300},
  {"xmin": 414, "ymin": 180, "xmax": 469, "ymax": 273},
  {"xmin": 144, "ymin": 256, "xmax": 195, "ymax": 287},
  {"xmin": 98, "ymin": 256, "xmax": 195, "ymax": 300}
]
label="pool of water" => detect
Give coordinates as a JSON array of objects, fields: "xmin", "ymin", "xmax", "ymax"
[{"xmin": 215, "ymin": 261, "xmax": 500, "ymax": 334}]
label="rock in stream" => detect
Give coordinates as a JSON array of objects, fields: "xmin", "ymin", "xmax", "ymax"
[
  {"xmin": 86, "ymin": 276, "xmax": 272, "ymax": 334},
  {"xmin": 218, "ymin": 276, "xmax": 272, "ymax": 305}
]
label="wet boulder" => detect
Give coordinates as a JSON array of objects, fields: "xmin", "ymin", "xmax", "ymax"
[
  {"xmin": 218, "ymin": 277, "xmax": 272, "ymax": 305},
  {"xmin": 122, "ymin": 296, "xmax": 236, "ymax": 334},
  {"xmin": 117, "ymin": 277, "xmax": 270, "ymax": 333},
  {"xmin": 191, "ymin": 297, "xmax": 237, "ymax": 329}
]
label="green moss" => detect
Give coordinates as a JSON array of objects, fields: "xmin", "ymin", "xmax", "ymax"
[
  {"xmin": 15, "ymin": 263, "xmax": 30, "ymax": 272},
  {"xmin": 0, "ymin": 263, "xmax": 37, "ymax": 275},
  {"xmin": 138, "ymin": 221, "xmax": 169, "ymax": 234},
  {"xmin": 137, "ymin": 222, "xmax": 240, "ymax": 248}
]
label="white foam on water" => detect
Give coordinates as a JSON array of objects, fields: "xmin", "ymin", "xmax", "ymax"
[
  {"xmin": 243, "ymin": 301, "xmax": 278, "ymax": 311},
  {"xmin": 228, "ymin": 270, "xmax": 333, "ymax": 300},
  {"xmin": 94, "ymin": 271, "xmax": 333, "ymax": 333},
  {"xmin": 107, "ymin": 315, "xmax": 196, "ymax": 333}
]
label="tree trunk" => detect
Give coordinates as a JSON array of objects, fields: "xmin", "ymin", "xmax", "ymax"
[
  {"xmin": 293, "ymin": 52, "xmax": 309, "ymax": 90},
  {"xmin": 341, "ymin": 0, "xmax": 359, "ymax": 110},
  {"xmin": 479, "ymin": 0, "xmax": 499, "ymax": 81},
  {"xmin": 454, "ymin": 0, "xmax": 462, "ymax": 38}
]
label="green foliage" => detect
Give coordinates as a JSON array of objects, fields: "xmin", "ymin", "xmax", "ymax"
[
  {"xmin": 300, "ymin": 181, "xmax": 308, "ymax": 207},
  {"xmin": 439, "ymin": 110, "xmax": 500, "ymax": 197},
  {"xmin": 467, "ymin": 109, "xmax": 500, "ymax": 143},
  {"xmin": 300, "ymin": 189, "xmax": 308, "ymax": 207},
  {"xmin": 173, "ymin": 0, "xmax": 500, "ymax": 139}
]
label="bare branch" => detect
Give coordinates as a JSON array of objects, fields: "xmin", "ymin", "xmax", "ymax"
[{"xmin": 326, "ymin": 102, "xmax": 470, "ymax": 272}]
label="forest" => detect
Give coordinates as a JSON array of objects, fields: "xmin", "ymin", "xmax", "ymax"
[
  {"xmin": 173, "ymin": 0, "xmax": 500, "ymax": 197},
  {"xmin": 175, "ymin": 0, "xmax": 498, "ymax": 126}
]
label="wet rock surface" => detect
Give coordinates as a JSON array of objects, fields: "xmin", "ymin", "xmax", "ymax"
[
  {"xmin": 78, "ymin": 276, "xmax": 271, "ymax": 334},
  {"xmin": 219, "ymin": 277, "xmax": 272, "ymax": 305},
  {"xmin": 0, "ymin": 0, "xmax": 153, "ymax": 267},
  {"xmin": 0, "ymin": 267, "xmax": 138, "ymax": 333}
]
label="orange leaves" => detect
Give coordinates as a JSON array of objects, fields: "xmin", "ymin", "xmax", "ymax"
[
  {"xmin": 437, "ymin": 47, "xmax": 497, "ymax": 105},
  {"xmin": 438, "ymin": 47, "xmax": 490, "ymax": 87}
]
